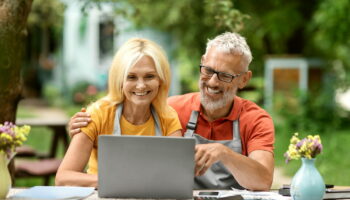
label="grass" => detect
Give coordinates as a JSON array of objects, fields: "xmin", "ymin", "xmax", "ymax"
[
  {"xmin": 14, "ymin": 126, "xmax": 66, "ymax": 187},
  {"xmin": 16, "ymin": 107, "xmax": 37, "ymax": 118},
  {"xmin": 14, "ymin": 106, "xmax": 70, "ymax": 187},
  {"xmin": 64, "ymin": 105, "xmax": 84, "ymax": 117}
]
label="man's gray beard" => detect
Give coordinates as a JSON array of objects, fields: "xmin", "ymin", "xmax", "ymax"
[{"xmin": 200, "ymin": 81, "xmax": 236, "ymax": 112}]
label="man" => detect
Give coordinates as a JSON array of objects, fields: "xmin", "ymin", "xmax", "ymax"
[{"xmin": 69, "ymin": 32, "xmax": 274, "ymax": 191}]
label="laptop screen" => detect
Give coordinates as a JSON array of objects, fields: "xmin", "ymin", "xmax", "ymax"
[{"xmin": 98, "ymin": 135, "xmax": 195, "ymax": 199}]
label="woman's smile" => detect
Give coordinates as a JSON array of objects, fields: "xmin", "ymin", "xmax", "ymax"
[
  {"xmin": 123, "ymin": 56, "xmax": 160, "ymax": 107},
  {"xmin": 133, "ymin": 91, "xmax": 151, "ymax": 96}
]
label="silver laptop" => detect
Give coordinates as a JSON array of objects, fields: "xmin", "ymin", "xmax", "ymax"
[{"xmin": 98, "ymin": 135, "xmax": 195, "ymax": 199}]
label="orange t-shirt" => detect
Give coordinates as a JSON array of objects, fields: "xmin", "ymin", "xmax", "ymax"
[{"xmin": 167, "ymin": 92, "xmax": 274, "ymax": 156}]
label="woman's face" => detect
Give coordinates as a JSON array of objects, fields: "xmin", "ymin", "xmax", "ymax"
[{"xmin": 123, "ymin": 56, "xmax": 160, "ymax": 107}]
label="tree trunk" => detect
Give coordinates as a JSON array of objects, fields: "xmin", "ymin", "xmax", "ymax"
[
  {"xmin": 0, "ymin": 0, "xmax": 33, "ymax": 123},
  {"xmin": 0, "ymin": 0, "xmax": 33, "ymax": 181}
]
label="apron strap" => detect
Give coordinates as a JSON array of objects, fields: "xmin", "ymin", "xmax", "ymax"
[
  {"xmin": 113, "ymin": 103, "xmax": 123, "ymax": 136},
  {"xmin": 151, "ymin": 106, "xmax": 162, "ymax": 136},
  {"xmin": 233, "ymin": 119, "xmax": 239, "ymax": 138},
  {"xmin": 113, "ymin": 103, "xmax": 163, "ymax": 136},
  {"xmin": 183, "ymin": 109, "xmax": 243, "ymax": 189},
  {"xmin": 185, "ymin": 110, "xmax": 241, "ymax": 143},
  {"xmin": 232, "ymin": 119, "xmax": 242, "ymax": 154},
  {"xmin": 184, "ymin": 110, "xmax": 199, "ymax": 137}
]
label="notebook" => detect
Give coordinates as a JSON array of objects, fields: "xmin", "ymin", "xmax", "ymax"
[
  {"xmin": 10, "ymin": 186, "xmax": 95, "ymax": 199},
  {"xmin": 98, "ymin": 135, "xmax": 195, "ymax": 199}
]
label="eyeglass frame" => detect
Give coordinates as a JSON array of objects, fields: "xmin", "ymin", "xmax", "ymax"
[{"xmin": 199, "ymin": 65, "xmax": 246, "ymax": 83}]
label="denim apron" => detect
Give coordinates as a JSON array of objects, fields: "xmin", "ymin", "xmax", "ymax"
[
  {"xmin": 112, "ymin": 104, "xmax": 163, "ymax": 136},
  {"xmin": 184, "ymin": 110, "xmax": 244, "ymax": 189}
]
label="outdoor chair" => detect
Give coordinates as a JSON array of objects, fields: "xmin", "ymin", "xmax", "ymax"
[{"xmin": 14, "ymin": 145, "xmax": 62, "ymax": 186}]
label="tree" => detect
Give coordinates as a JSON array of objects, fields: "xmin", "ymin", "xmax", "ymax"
[
  {"xmin": 310, "ymin": 0, "xmax": 350, "ymax": 89},
  {"xmin": 127, "ymin": 0, "xmax": 350, "ymax": 87},
  {"xmin": 82, "ymin": 0, "xmax": 248, "ymax": 92},
  {"xmin": 0, "ymin": 0, "xmax": 33, "ymax": 180},
  {"xmin": 22, "ymin": 0, "xmax": 65, "ymax": 97},
  {"xmin": 0, "ymin": 0, "xmax": 33, "ymax": 124}
]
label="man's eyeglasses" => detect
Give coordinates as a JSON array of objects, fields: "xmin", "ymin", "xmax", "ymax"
[{"xmin": 199, "ymin": 65, "xmax": 245, "ymax": 83}]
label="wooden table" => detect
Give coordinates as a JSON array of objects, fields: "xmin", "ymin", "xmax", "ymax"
[
  {"xmin": 6, "ymin": 188, "xmax": 289, "ymax": 200},
  {"xmin": 6, "ymin": 189, "xmax": 221, "ymax": 200},
  {"xmin": 16, "ymin": 118, "xmax": 70, "ymax": 157},
  {"xmin": 7, "ymin": 187, "xmax": 350, "ymax": 200}
]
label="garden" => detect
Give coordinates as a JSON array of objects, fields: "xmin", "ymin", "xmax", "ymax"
[{"xmin": 1, "ymin": 0, "xmax": 350, "ymax": 188}]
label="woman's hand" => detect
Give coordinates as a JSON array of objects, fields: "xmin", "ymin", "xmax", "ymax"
[{"xmin": 68, "ymin": 108, "xmax": 91, "ymax": 138}]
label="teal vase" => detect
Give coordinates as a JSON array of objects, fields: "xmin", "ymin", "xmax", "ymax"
[{"xmin": 290, "ymin": 158, "xmax": 325, "ymax": 200}]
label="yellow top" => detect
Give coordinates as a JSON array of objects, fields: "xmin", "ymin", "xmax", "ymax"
[{"xmin": 81, "ymin": 100, "xmax": 182, "ymax": 174}]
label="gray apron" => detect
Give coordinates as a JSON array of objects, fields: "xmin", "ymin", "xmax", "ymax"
[
  {"xmin": 112, "ymin": 103, "xmax": 163, "ymax": 136},
  {"xmin": 184, "ymin": 110, "xmax": 244, "ymax": 189}
]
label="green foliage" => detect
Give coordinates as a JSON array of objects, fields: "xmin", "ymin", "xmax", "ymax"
[
  {"xmin": 275, "ymin": 91, "xmax": 346, "ymax": 134},
  {"xmin": 81, "ymin": 0, "xmax": 248, "ymax": 93},
  {"xmin": 121, "ymin": 0, "xmax": 249, "ymax": 93},
  {"xmin": 238, "ymin": 77, "xmax": 264, "ymax": 104},
  {"xmin": 239, "ymin": 1, "xmax": 309, "ymax": 53},
  {"xmin": 273, "ymin": 65, "xmax": 350, "ymax": 133},
  {"xmin": 81, "ymin": 0, "xmax": 350, "ymax": 89},
  {"xmin": 236, "ymin": 0, "xmax": 350, "ymax": 85},
  {"xmin": 28, "ymin": 0, "xmax": 65, "ymax": 41},
  {"xmin": 42, "ymin": 84, "xmax": 65, "ymax": 107},
  {"xmin": 70, "ymin": 81, "xmax": 106, "ymax": 107},
  {"xmin": 43, "ymin": 81, "xmax": 106, "ymax": 108},
  {"xmin": 16, "ymin": 107, "xmax": 37, "ymax": 119},
  {"xmin": 204, "ymin": 0, "xmax": 249, "ymax": 32},
  {"xmin": 310, "ymin": 0, "xmax": 350, "ymax": 88}
]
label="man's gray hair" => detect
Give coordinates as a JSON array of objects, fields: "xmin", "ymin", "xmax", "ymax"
[{"xmin": 204, "ymin": 32, "xmax": 253, "ymax": 66}]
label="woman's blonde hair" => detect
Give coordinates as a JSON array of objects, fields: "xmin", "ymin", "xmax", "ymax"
[{"xmin": 98, "ymin": 38, "xmax": 171, "ymax": 117}]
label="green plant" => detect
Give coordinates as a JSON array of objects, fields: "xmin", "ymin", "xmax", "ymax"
[
  {"xmin": 275, "ymin": 84, "xmax": 348, "ymax": 134},
  {"xmin": 43, "ymin": 84, "xmax": 65, "ymax": 107},
  {"xmin": 238, "ymin": 77, "xmax": 264, "ymax": 104},
  {"xmin": 70, "ymin": 81, "xmax": 106, "ymax": 106}
]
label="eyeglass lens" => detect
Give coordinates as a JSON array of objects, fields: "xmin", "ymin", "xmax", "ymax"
[{"xmin": 200, "ymin": 66, "xmax": 233, "ymax": 82}]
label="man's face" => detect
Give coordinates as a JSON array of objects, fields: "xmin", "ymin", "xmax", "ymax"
[{"xmin": 199, "ymin": 47, "xmax": 249, "ymax": 112}]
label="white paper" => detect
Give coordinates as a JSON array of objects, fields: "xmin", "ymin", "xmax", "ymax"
[
  {"xmin": 9, "ymin": 186, "xmax": 95, "ymax": 199},
  {"xmin": 217, "ymin": 188, "xmax": 291, "ymax": 200}
]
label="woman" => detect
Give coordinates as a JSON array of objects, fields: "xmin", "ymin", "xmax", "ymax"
[{"xmin": 55, "ymin": 38, "xmax": 182, "ymax": 187}]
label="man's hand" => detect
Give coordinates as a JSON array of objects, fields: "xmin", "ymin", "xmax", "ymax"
[
  {"xmin": 194, "ymin": 143, "xmax": 228, "ymax": 176},
  {"xmin": 194, "ymin": 143, "xmax": 274, "ymax": 190},
  {"xmin": 68, "ymin": 108, "xmax": 91, "ymax": 138}
]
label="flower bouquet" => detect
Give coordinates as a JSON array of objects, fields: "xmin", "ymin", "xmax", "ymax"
[
  {"xmin": 0, "ymin": 121, "xmax": 31, "ymax": 159},
  {"xmin": 0, "ymin": 121, "xmax": 30, "ymax": 198},
  {"xmin": 284, "ymin": 132, "xmax": 323, "ymax": 163},
  {"xmin": 284, "ymin": 133, "xmax": 325, "ymax": 200}
]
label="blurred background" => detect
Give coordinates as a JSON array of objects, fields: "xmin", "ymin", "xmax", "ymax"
[{"xmin": 1, "ymin": 0, "xmax": 349, "ymax": 188}]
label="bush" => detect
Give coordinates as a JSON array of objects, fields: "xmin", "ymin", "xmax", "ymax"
[
  {"xmin": 42, "ymin": 84, "xmax": 65, "ymax": 107},
  {"xmin": 275, "ymin": 89, "xmax": 348, "ymax": 134},
  {"xmin": 70, "ymin": 81, "xmax": 106, "ymax": 106}
]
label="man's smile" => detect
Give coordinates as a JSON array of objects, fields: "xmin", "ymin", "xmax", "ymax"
[{"xmin": 207, "ymin": 87, "xmax": 221, "ymax": 94}]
